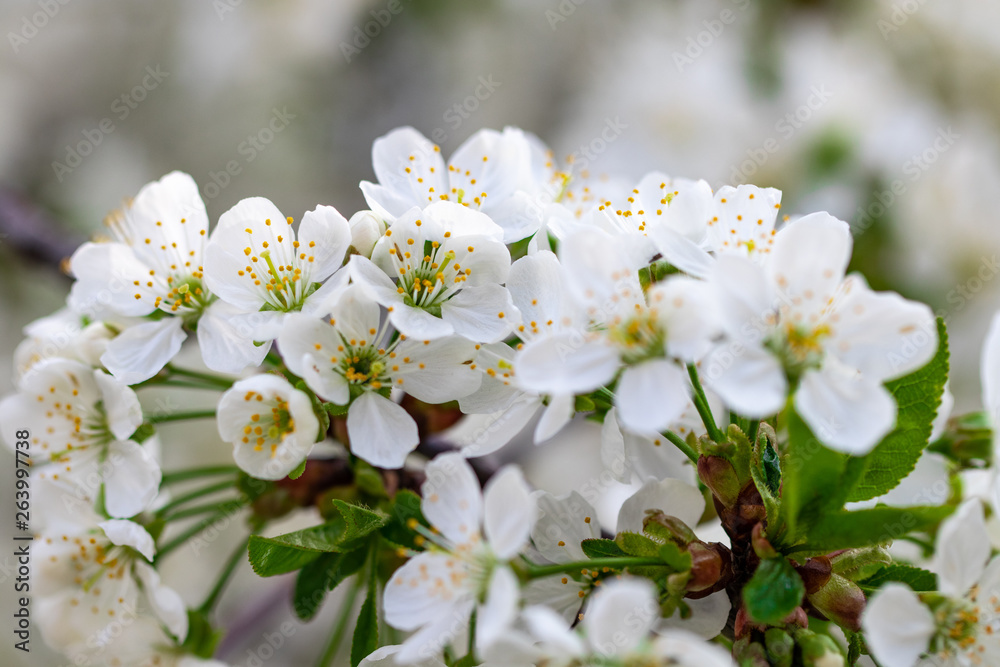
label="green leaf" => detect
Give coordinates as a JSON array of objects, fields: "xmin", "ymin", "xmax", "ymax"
[
  {"xmin": 846, "ymin": 319, "xmax": 950, "ymax": 502},
  {"xmin": 762, "ymin": 441, "xmax": 781, "ymax": 494},
  {"xmin": 615, "ymin": 531, "xmax": 661, "ymax": 558},
  {"xmin": 744, "ymin": 558, "xmax": 805, "ymax": 625},
  {"xmin": 379, "ymin": 489, "xmax": 428, "ymax": 550},
  {"xmin": 293, "ymin": 549, "xmax": 367, "ymax": 620},
  {"xmin": 323, "ymin": 401, "xmax": 350, "ymax": 417},
  {"xmin": 248, "ymin": 502, "xmax": 386, "ymax": 577},
  {"xmin": 288, "ymin": 459, "xmax": 307, "ymax": 480},
  {"xmin": 780, "ymin": 408, "xmax": 852, "ymax": 538},
  {"xmin": 801, "ymin": 505, "xmax": 953, "ymax": 553},
  {"xmin": 581, "ymin": 538, "xmax": 627, "ymax": 559},
  {"xmin": 847, "ymin": 631, "xmax": 865, "ymax": 665},
  {"xmin": 857, "ymin": 563, "xmax": 937, "ymax": 593},
  {"xmin": 180, "ymin": 609, "xmax": 222, "ymax": 658},
  {"xmin": 351, "ymin": 583, "xmax": 379, "ymax": 667},
  {"xmin": 658, "ymin": 542, "xmax": 693, "ymax": 572}
]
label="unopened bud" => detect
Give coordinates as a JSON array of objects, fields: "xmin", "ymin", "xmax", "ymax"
[
  {"xmin": 930, "ymin": 412, "xmax": 994, "ymax": 468},
  {"xmin": 698, "ymin": 455, "xmax": 742, "ymax": 507},
  {"xmin": 764, "ymin": 628, "xmax": 794, "ymax": 667},
  {"xmin": 733, "ymin": 637, "xmax": 770, "ymax": 667},
  {"xmin": 687, "ymin": 542, "xmax": 724, "ymax": 593},
  {"xmin": 829, "ymin": 546, "xmax": 891, "ymax": 582},
  {"xmin": 795, "ymin": 556, "xmax": 832, "ymax": 594},
  {"xmin": 807, "ymin": 573, "xmax": 866, "ymax": 632},
  {"xmin": 796, "ymin": 629, "xmax": 845, "ymax": 667},
  {"xmin": 348, "ymin": 210, "xmax": 388, "ymax": 257},
  {"xmin": 643, "ymin": 510, "xmax": 697, "ymax": 545},
  {"xmin": 752, "ymin": 522, "xmax": 778, "ymax": 560}
]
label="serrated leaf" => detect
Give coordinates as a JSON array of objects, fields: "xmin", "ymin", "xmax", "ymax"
[
  {"xmin": 658, "ymin": 542, "xmax": 692, "ymax": 572},
  {"xmin": 615, "ymin": 531, "xmax": 661, "ymax": 558},
  {"xmin": 288, "ymin": 459, "xmax": 307, "ymax": 480},
  {"xmin": 581, "ymin": 538, "xmax": 626, "ymax": 559},
  {"xmin": 248, "ymin": 503, "xmax": 386, "ymax": 577},
  {"xmin": 780, "ymin": 408, "xmax": 851, "ymax": 538},
  {"xmin": 762, "ymin": 441, "xmax": 781, "ymax": 494},
  {"xmin": 846, "ymin": 319, "xmax": 950, "ymax": 502},
  {"xmin": 744, "ymin": 558, "xmax": 805, "ymax": 625},
  {"xmin": 351, "ymin": 584, "xmax": 379, "ymax": 667},
  {"xmin": 857, "ymin": 563, "xmax": 937, "ymax": 593},
  {"xmin": 801, "ymin": 505, "xmax": 953, "ymax": 553},
  {"xmin": 379, "ymin": 489, "xmax": 428, "ymax": 550},
  {"xmin": 293, "ymin": 549, "xmax": 367, "ymax": 620}
]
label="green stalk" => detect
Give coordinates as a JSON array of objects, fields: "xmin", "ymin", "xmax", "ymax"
[
  {"xmin": 687, "ymin": 364, "xmax": 725, "ymax": 443},
  {"xmin": 156, "ymin": 480, "xmax": 236, "ymax": 516},
  {"xmin": 524, "ymin": 556, "xmax": 666, "ymax": 579},
  {"xmin": 155, "ymin": 509, "xmax": 236, "ymax": 562},
  {"xmin": 316, "ymin": 577, "xmax": 364, "ymax": 667},
  {"xmin": 198, "ymin": 536, "xmax": 250, "ymax": 615},
  {"xmin": 160, "ymin": 465, "xmax": 239, "ymax": 485},
  {"xmin": 161, "ymin": 498, "xmax": 245, "ymax": 522},
  {"xmin": 148, "ymin": 409, "xmax": 217, "ymax": 424},
  {"xmin": 663, "ymin": 431, "xmax": 699, "ymax": 464},
  {"xmin": 165, "ymin": 364, "xmax": 235, "ymax": 389}
]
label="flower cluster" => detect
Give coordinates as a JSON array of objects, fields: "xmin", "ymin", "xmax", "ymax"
[{"xmin": 3, "ymin": 124, "xmax": 996, "ymax": 667}]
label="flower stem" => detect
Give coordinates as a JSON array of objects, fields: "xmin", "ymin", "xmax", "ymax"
[
  {"xmin": 316, "ymin": 576, "xmax": 364, "ymax": 667},
  {"xmin": 148, "ymin": 409, "xmax": 217, "ymax": 424},
  {"xmin": 198, "ymin": 535, "xmax": 250, "ymax": 615},
  {"xmin": 160, "ymin": 465, "xmax": 239, "ymax": 485},
  {"xmin": 156, "ymin": 480, "xmax": 236, "ymax": 517},
  {"xmin": 155, "ymin": 508, "xmax": 238, "ymax": 562},
  {"xmin": 523, "ymin": 556, "xmax": 666, "ymax": 579},
  {"xmin": 663, "ymin": 431, "xmax": 699, "ymax": 464},
  {"xmin": 687, "ymin": 364, "xmax": 725, "ymax": 444},
  {"xmin": 162, "ymin": 498, "xmax": 246, "ymax": 523},
  {"xmin": 165, "ymin": 364, "xmax": 235, "ymax": 389}
]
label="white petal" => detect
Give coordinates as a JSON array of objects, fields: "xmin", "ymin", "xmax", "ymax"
[
  {"xmin": 649, "ymin": 226, "xmax": 715, "ymax": 279},
  {"xmin": 440, "ymin": 284, "xmax": 517, "ymax": 344},
  {"xmin": 861, "ymin": 584, "xmax": 934, "ymax": 667},
  {"xmin": 134, "ymin": 561, "xmax": 189, "ymax": 641},
  {"xmin": 617, "ymin": 478, "xmax": 704, "ymax": 534},
  {"xmin": 346, "ymin": 392, "xmax": 419, "ymax": 469},
  {"xmin": 476, "ymin": 566, "xmax": 519, "ymax": 651},
  {"xmin": 648, "ymin": 277, "xmax": 720, "ymax": 361},
  {"xmin": 649, "ymin": 629, "xmax": 736, "ymax": 667},
  {"xmin": 197, "ymin": 300, "xmax": 271, "ymax": 373},
  {"xmin": 827, "ymin": 276, "xmax": 937, "ymax": 381},
  {"xmin": 297, "ymin": 205, "xmax": 352, "ymax": 282},
  {"xmin": 359, "ymin": 645, "xmax": 447, "ymax": 667},
  {"xmin": 99, "ymin": 519, "xmax": 156, "ymax": 561},
  {"xmin": 615, "ymin": 360, "xmax": 690, "ymax": 435},
  {"xmin": 659, "ymin": 590, "xmax": 731, "ymax": 639},
  {"xmin": 451, "ymin": 398, "xmax": 540, "ymax": 458},
  {"xmin": 709, "ymin": 254, "xmax": 776, "ymax": 341},
  {"xmin": 483, "ymin": 466, "xmax": 535, "ymax": 559},
  {"xmin": 367, "ymin": 127, "xmax": 448, "ymax": 218},
  {"xmin": 702, "ymin": 343, "xmax": 786, "ymax": 419},
  {"xmin": 68, "ymin": 243, "xmax": 157, "ymax": 318},
  {"xmin": 101, "ymin": 318, "xmax": 187, "ymax": 385},
  {"xmin": 983, "ymin": 311, "xmax": 1000, "ymax": 431},
  {"xmin": 769, "ymin": 212, "xmax": 852, "ymax": 319},
  {"xmin": 600, "ymin": 408, "xmax": 632, "ymax": 483},
  {"xmin": 795, "ymin": 364, "xmax": 896, "ymax": 455},
  {"xmin": 94, "ymin": 370, "xmax": 143, "ymax": 440},
  {"xmin": 104, "ymin": 440, "xmax": 161, "ymax": 518},
  {"xmin": 534, "ymin": 393, "xmax": 574, "ymax": 444},
  {"xmin": 395, "ymin": 337, "xmax": 481, "ymax": 403},
  {"xmin": 299, "ymin": 268, "xmax": 351, "ymax": 318},
  {"xmin": 421, "ymin": 453, "xmax": 483, "ymax": 547},
  {"xmin": 389, "ymin": 304, "xmax": 456, "ymax": 340},
  {"xmin": 531, "ymin": 491, "xmax": 601, "ymax": 563},
  {"xmin": 516, "ymin": 333, "xmax": 619, "ymax": 395},
  {"xmin": 521, "ymin": 605, "xmax": 586, "ymax": 656},
  {"xmin": 584, "ymin": 578, "xmax": 659, "ymax": 656},
  {"xmin": 933, "ymin": 500, "xmax": 990, "ymax": 596}
]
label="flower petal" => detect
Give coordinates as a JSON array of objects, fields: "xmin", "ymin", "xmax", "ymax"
[
  {"xmin": 422, "ymin": 453, "xmax": 483, "ymax": 547},
  {"xmin": 584, "ymin": 578, "xmax": 659, "ymax": 657},
  {"xmin": 617, "ymin": 478, "xmax": 704, "ymax": 534},
  {"xmin": 347, "ymin": 392, "xmax": 419, "ymax": 469},
  {"xmin": 440, "ymin": 284, "xmax": 517, "ymax": 344},
  {"xmin": 933, "ymin": 500, "xmax": 990, "ymax": 596},
  {"xmin": 101, "ymin": 318, "xmax": 187, "ymax": 385},
  {"xmin": 702, "ymin": 343, "xmax": 786, "ymax": 419},
  {"xmin": 297, "ymin": 205, "xmax": 352, "ymax": 282},
  {"xmin": 476, "ymin": 566, "xmax": 520, "ymax": 651},
  {"xmin": 103, "ymin": 440, "xmax": 161, "ymax": 518},
  {"xmin": 861, "ymin": 583, "xmax": 934, "ymax": 667},
  {"xmin": 483, "ymin": 466, "xmax": 535, "ymax": 559},
  {"xmin": 516, "ymin": 333, "xmax": 619, "ymax": 395},
  {"xmin": 615, "ymin": 359, "xmax": 690, "ymax": 435},
  {"xmin": 99, "ymin": 519, "xmax": 156, "ymax": 561},
  {"xmin": 795, "ymin": 364, "xmax": 896, "ymax": 455}
]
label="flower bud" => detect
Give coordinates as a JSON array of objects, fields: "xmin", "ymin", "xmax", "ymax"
[
  {"xmin": 733, "ymin": 637, "xmax": 770, "ymax": 666},
  {"xmin": 806, "ymin": 573, "xmax": 866, "ymax": 632},
  {"xmin": 930, "ymin": 412, "xmax": 994, "ymax": 468},
  {"xmin": 795, "ymin": 629, "xmax": 846, "ymax": 667},
  {"xmin": 687, "ymin": 542, "xmax": 724, "ymax": 593},
  {"xmin": 764, "ymin": 628, "xmax": 795, "ymax": 667},
  {"xmin": 643, "ymin": 510, "xmax": 698, "ymax": 545},
  {"xmin": 794, "ymin": 556, "xmax": 832, "ymax": 595},
  {"xmin": 698, "ymin": 455, "xmax": 742, "ymax": 507},
  {"xmin": 828, "ymin": 545, "xmax": 891, "ymax": 582},
  {"xmin": 348, "ymin": 210, "xmax": 387, "ymax": 257}
]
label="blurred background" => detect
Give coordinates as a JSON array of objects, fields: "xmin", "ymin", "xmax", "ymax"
[{"xmin": 1, "ymin": 0, "xmax": 999, "ymax": 664}]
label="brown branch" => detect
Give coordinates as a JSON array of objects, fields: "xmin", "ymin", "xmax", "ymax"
[{"xmin": 0, "ymin": 187, "xmax": 83, "ymax": 274}]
